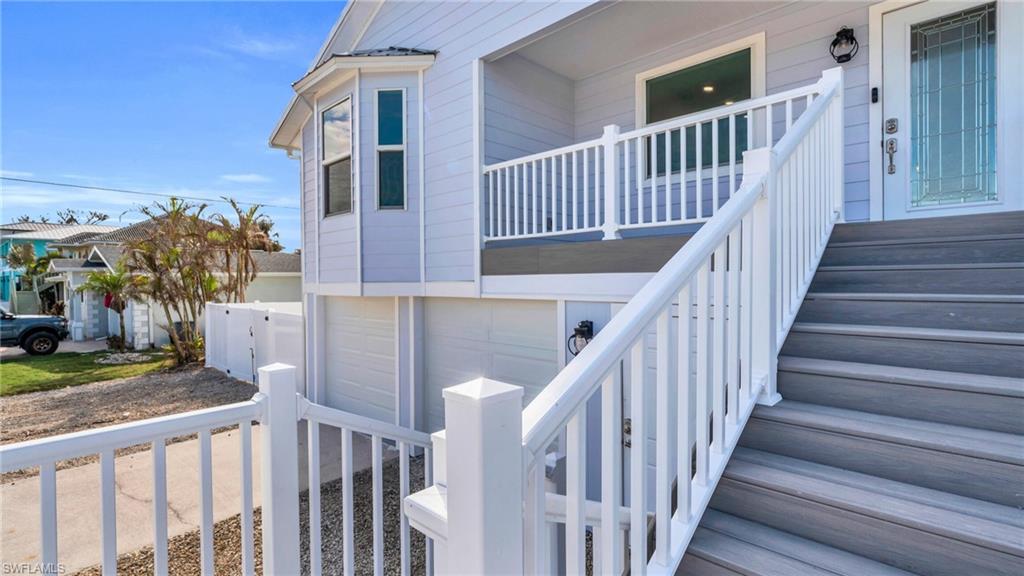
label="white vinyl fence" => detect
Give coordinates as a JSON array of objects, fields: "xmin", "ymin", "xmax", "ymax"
[{"xmin": 205, "ymin": 302, "xmax": 304, "ymax": 390}]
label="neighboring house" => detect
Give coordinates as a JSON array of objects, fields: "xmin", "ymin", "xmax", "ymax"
[
  {"xmin": 0, "ymin": 222, "xmax": 118, "ymax": 311},
  {"xmin": 265, "ymin": 1, "xmax": 1023, "ymax": 573},
  {"xmin": 46, "ymin": 220, "xmax": 302, "ymax": 347}
]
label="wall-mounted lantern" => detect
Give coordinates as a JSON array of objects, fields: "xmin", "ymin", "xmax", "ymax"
[{"xmin": 830, "ymin": 27, "xmax": 859, "ymax": 63}]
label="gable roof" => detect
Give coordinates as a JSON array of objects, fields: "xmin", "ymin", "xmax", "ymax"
[
  {"xmin": 47, "ymin": 257, "xmax": 108, "ymax": 272},
  {"xmin": 2, "ymin": 224, "xmax": 118, "ymax": 241},
  {"xmin": 0, "ymin": 222, "xmax": 68, "ymax": 233},
  {"xmin": 83, "ymin": 220, "xmax": 159, "ymax": 245},
  {"xmin": 86, "ymin": 245, "xmax": 300, "ymax": 275}
]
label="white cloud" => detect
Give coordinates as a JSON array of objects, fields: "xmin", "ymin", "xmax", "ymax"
[
  {"xmin": 221, "ymin": 28, "xmax": 299, "ymax": 60},
  {"xmin": 0, "ymin": 170, "xmax": 34, "ymax": 178},
  {"xmin": 220, "ymin": 173, "xmax": 271, "ymax": 184}
]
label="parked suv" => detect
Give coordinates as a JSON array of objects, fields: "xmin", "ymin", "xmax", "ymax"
[{"xmin": 0, "ymin": 307, "xmax": 69, "ymax": 355}]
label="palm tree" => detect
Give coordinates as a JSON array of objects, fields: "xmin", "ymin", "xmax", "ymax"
[
  {"xmin": 76, "ymin": 265, "xmax": 145, "ymax": 351},
  {"xmin": 212, "ymin": 198, "xmax": 274, "ymax": 302}
]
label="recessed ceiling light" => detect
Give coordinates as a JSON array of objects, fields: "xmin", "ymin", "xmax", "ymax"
[{"xmin": 703, "ymin": 85, "xmax": 715, "ymax": 93}]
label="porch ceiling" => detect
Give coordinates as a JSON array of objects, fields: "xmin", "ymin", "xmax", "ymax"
[{"xmin": 513, "ymin": 0, "xmax": 787, "ymax": 81}]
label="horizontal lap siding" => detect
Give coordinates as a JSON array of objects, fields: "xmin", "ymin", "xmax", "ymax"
[
  {"xmin": 336, "ymin": 0, "xmax": 595, "ymax": 283},
  {"xmin": 574, "ymin": 1, "xmax": 873, "ymax": 221},
  {"xmin": 484, "ymin": 53, "xmax": 575, "ymax": 164},
  {"xmin": 360, "ymin": 72, "xmax": 421, "ymax": 282}
]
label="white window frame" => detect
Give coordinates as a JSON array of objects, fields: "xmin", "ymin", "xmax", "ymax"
[
  {"xmin": 321, "ymin": 94, "xmax": 355, "ymax": 218},
  {"xmin": 375, "ymin": 88, "xmax": 408, "ymax": 211},
  {"xmin": 634, "ymin": 32, "xmax": 766, "ymax": 183}
]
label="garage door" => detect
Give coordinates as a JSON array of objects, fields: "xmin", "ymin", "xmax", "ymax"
[
  {"xmin": 324, "ymin": 297, "xmax": 396, "ymax": 423},
  {"xmin": 424, "ymin": 298, "xmax": 559, "ymax": 431}
]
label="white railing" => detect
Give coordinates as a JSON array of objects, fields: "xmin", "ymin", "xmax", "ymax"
[
  {"xmin": 1, "ymin": 362, "xmax": 433, "ymax": 576},
  {"xmin": 482, "ymin": 80, "xmax": 828, "ymax": 242},
  {"xmin": 411, "ymin": 67, "xmax": 844, "ymax": 575},
  {"xmin": 0, "ymin": 395, "xmax": 265, "ymax": 576},
  {"xmin": 299, "ymin": 396, "xmax": 434, "ymax": 576}
]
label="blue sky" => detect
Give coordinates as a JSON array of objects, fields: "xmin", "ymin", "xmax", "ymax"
[{"xmin": 1, "ymin": 1, "xmax": 345, "ymax": 250}]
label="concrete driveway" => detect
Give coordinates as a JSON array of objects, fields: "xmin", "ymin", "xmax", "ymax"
[{"xmin": 0, "ymin": 423, "xmax": 387, "ymax": 574}]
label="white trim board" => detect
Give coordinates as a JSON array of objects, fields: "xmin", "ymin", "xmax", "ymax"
[
  {"xmin": 305, "ymin": 281, "xmax": 477, "ymax": 298},
  {"xmin": 481, "ymin": 273, "xmax": 653, "ymax": 302}
]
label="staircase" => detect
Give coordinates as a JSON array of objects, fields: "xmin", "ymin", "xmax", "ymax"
[{"xmin": 680, "ymin": 211, "xmax": 1024, "ymax": 575}]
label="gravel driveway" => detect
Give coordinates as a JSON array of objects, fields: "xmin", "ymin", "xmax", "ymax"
[{"xmin": 1, "ymin": 365, "xmax": 258, "ymax": 480}]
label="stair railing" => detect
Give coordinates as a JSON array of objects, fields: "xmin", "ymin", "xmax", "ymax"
[{"xmin": 407, "ymin": 67, "xmax": 844, "ymax": 575}]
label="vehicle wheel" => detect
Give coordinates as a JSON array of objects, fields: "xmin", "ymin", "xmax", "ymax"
[{"xmin": 23, "ymin": 332, "xmax": 58, "ymax": 356}]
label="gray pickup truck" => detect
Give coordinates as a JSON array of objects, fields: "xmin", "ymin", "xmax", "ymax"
[{"xmin": 0, "ymin": 307, "xmax": 69, "ymax": 355}]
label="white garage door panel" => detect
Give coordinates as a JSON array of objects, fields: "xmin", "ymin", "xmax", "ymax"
[
  {"xmin": 324, "ymin": 297, "xmax": 395, "ymax": 423},
  {"xmin": 424, "ymin": 298, "xmax": 559, "ymax": 432}
]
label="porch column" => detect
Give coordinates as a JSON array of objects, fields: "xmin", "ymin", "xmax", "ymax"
[
  {"xmin": 744, "ymin": 148, "xmax": 782, "ymax": 405},
  {"xmin": 442, "ymin": 378, "xmax": 524, "ymax": 575},
  {"xmin": 602, "ymin": 124, "xmax": 622, "ymax": 240}
]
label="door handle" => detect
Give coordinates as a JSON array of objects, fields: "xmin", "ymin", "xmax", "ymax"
[{"xmin": 886, "ymin": 138, "xmax": 898, "ymax": 174}]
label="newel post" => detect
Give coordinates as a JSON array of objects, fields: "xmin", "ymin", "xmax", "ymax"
[
  {"xmin": 443, "ymin": 378, "xmax": 524, "ymax": 575},
  {"xmin": 258, "ymin": 363, "xmax": 301, "ymax": 574},
  {"xmin": 743, "ymin": 148, "xmax": 783, "ymax": 406},
  {"xmin": 602, "ymin": 124, "xmax": 622, "ymax": 240}
]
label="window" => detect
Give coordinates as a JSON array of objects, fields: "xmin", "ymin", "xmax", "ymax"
[
  {"xmin": 642, "ymin": 48, "xmax": 753, "ymax": 176},
  {"xmin": 323, "ymin": 97, "xmax": 353, "ymax": 216},
  {"xmin": 376, "ymin": 89, "xmax": 406, "ymax": 209}
]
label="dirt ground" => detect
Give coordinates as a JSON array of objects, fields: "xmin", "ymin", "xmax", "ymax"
[{"xmin": 0, "ymin": 365, "xmax": 258, "ymax": 480}]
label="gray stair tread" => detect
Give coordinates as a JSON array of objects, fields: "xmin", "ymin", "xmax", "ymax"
[
  {"xmin": 778, "ymin": 356, "xmax": 1024, "ymax": 397},
  {"xmin": 790, "ymin": 322, "xmax": 1024, "ymax": 345},
  {"xmin": 698, "ymin": 510, "xmax": 916, "ymax": 576},
  {"xmin": 805, "ymin": 292, "xmax": 1024, "ymax": 304},
  {"xmin": 732, "ymin": 447, "xmax": 1024, "ymax": 529},
  {"xmin": 818, "ymin": 262, "xmax": 1023, "ymax": 272},
  {"xmin": 723, "ymin": 450, "xmax": 1024, "ymax": 556},
  {"xmin": 828, "ymin": 233, "xmax": 1024, "ymax": 248},
  {"xmin": 752, "ymin": 401, "xmax": 1024, "ymax": 465},
  {"xmin": 830, "ymin": 211, "xmax": 1024, "ymax": 242},
  {"xmin": 686, "ymin": 526, "xmax": 838, "ymax": 576}
]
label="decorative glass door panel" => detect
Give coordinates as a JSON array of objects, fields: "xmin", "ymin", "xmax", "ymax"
[{"xmin": 909, "ymin": 3, "xmax": 997, "ymax": 209}]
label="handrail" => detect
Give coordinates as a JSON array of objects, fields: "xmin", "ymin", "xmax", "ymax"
[
  {"xmin": 521, "ymin": 171, "xmax": 767, "ymax": 457},
  {"xmin": 300, "ymin": 396, "xmax": 433, "ymax": 447},
  {"xmin": 482, "ymin": 138, "xmax": 602, "ymax": 173},
  {"xmin": 0, "ymin": 396, "xmax": 265, "ymax": 473},
  {"xmin": 618, "ymin": 81, "xmax": 822, "ymax": 141},
  {"xmin": 521, "ymin": 69, "xmax": 842, "ymax": 458}
]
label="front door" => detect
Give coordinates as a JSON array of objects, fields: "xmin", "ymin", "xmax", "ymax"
[{"xmin": 882, "ymin": 0, "xmax": 1019, "ymax": 219}]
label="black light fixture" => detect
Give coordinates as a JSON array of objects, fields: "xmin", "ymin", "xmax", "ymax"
[{"xmin": 830, "ymin": 27, "xmax": 859, "ymax": 63}]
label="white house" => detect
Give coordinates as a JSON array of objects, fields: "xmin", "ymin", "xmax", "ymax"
[
  {"xmin": 3, "ymin": 2, "xmax": 1019, "ymax": 575},
  {"xmin": 268, "ymin": 1, "xmax": 1019, "ymax": 569}
]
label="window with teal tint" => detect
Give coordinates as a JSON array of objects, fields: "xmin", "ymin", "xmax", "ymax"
[
  {"xmin": 377, "ymin": 90, "xmax": 404, "ymax": 146},
  {"xmin": 378, "ymin": 151, "xmax": 405, "ymax": 208},
  {"xmin": 645, "ymin": 48, "xmax": 751, "ymax": 176},
  {"xmin": 322, "ymin": 97, "xmax": 353, "ymax": 216},
  {"xmin": 376, "ymin": 89, "xmax": 406, "ymax": 209}
]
